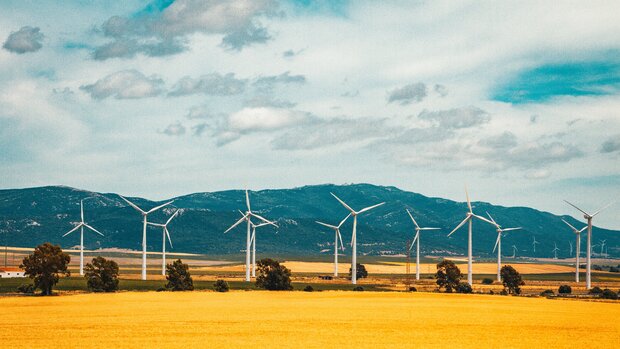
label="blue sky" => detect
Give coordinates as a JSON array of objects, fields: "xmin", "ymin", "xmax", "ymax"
[{"xmin": 0, "ymin": 0, "xmax": 619, "ymax": 228}]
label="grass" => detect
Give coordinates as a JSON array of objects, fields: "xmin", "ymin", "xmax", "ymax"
[{"xmin": 1, "ymin": 291, "xmax": 618, "ymax": 348}]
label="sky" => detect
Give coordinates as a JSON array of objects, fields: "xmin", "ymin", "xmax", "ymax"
[{"xmin": 1, "ymin": 0, "xmax": 619, "ymax": 228}]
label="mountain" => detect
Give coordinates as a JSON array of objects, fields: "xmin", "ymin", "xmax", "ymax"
[{"xmin": 0, "ymin": 184, "xmax": 618, "ymax": 258}]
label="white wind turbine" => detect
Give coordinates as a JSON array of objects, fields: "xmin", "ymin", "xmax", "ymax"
[
  {"xmin": 147, "ymin": 210, "xmax": 180, "ymax": 276},
  {"xmin": 406, "ymin": 209, "xmax": 440, "ymax": 281},
  {"xmin": 486, "ymin": 212, "xmax": 521, "ymax": 282},
  {"xmin": 316, "ymin": 213, "xmax": 350, "ymax": 277},
  {"xmin": 599, "ymin": 240, "xmax": 606, "ymax": 257},
  {"xmin": 331, "ymin": 193, "xmax": 385, "ymax": 285},
  {"xmin": 552, "ymin": 242, "xmax": 559, "ymax": 259},
  {"xmin": 224, "ymin": 190, "xmax": 277, "ymax": 282},
  {"xmin": 564, "ymin": 200, "xmax": 614, "ymax": 289},
  {"xmin": 447, "ymin": 189, "xmax": 495, "ymax": 285},
  {"xmin": 249, "ymin": 216, "xmax": 278, "ymax": 278},
  {"xmin": 119, "ymin": 195, "xmax": 173, "ymax": 280},
  {"xmin": 511, "ymin": 245, "xmax": 518, "ymax": 258},
  {"xmin": 532, "ymin": 236, "xmax": 540, "ymax": 253},
  {"xmin": 62, "ymin": 199, "xmax": 103, "ymax": 275},
  {"xmin": 568, "ymin": 240, "xmax": 573, "ymax": 257},
  {"xmin": 562, "ymin": 219, "xmax": 586, "ymax": 282}
]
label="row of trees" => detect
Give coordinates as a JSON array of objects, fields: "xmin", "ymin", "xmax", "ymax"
[{"xmin": 434, "ymin": 260, "xmax": 524, "ymax": 294}]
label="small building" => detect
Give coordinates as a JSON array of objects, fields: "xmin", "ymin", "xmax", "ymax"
[{"xmin": 0, "ymin": 267, "xmax": 26, "ymax": 278}]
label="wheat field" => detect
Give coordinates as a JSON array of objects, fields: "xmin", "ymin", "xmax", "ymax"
[{"xmin": 1, "ymin": 291, "xmax": 618, "ymax": 348}]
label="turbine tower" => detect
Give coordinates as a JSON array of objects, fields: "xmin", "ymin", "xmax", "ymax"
[
  {"xmin": 147, "ymin": 209, "xmax": 180, "ymax": 276},
  {"xmin": 532, "ymin": 236, "xmax": 540, "ymax": 253},
  {"xmin": 224, "ymin": 190, "xmax": 276, "ymax": 282},
  {"xmin": 406, "ymin": 209, "xmax": 440, "ymax": 281},
  {"xmin": 447, "ymin": 188, "xmax": 494, "ymax": 285},
  {"xmin": 486, "ymin": 212, "xmax": 521, "ymax": 282},
  {"xmin": 62, "ymin": 199, "xmax": 103, "ymax": 275},
  {"xmin": 564, "ymin": 200, "xmax": 614, "ymax": 289},
  {"xmin": 552, "ymin": 242, "xmax": 559, "ymax": 259},
  {"xmin": 331, "ymin": 193, "xmax": 385, "ymax": 285},
  {"xmin": 562, "ymin": 219, "xmax": 586, "ymax": 282},
  {"xmin": 119, "ymin": 195, "xmax": 173, "ymax": 280},
  {"xmin": 249, "ymin": 217, "xmax": 278, "ymax": 277},
  {"xmin": 511, "ymin": 245, "xmax": 517, "ymax": 258},
  {"xmin": 316, "ymin": 213, "xmax": 350, "ymax": 277},
  {"xmin": 599, "ymin": 240, "xmax": 606, "ymax": 257}
]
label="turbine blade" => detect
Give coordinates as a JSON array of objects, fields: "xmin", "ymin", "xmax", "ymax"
[
  {"xmin": 245, "ymin": 190, "xmax": 251, "ymax": 212},
  {"xmin": 563, "ymin": 200, "xmax": 589, "ymax": 217},
  {"xmin": 250, "ymin": 230, "xmax": 255, "ymax": 245},
  {"xmin": 224, "ymin": 215, "xmax": 247, "ymax": 233},
  {"xmin": 316, "ymin": 221, "xmax": 338, "ymax": 229},
  {"xmin": 147, "ymin": 200, "xmax": 174, "ymax": 214},
  {"xmin": 592, "ymin": 201, "xmax": 615, "ymax": 217},
  {"xmin": 579, "ymin": 227, "xmax": 588, "ymax": 233},
  {"xmin": 165, "ymin": 228, "xmax": 173, "ymax": 248},
  {"xmin": 410, "ymin": 231, "xmax": 419, "ymax": 250},
  {"xmin": 448, "ymin": 216, "xmax": 470, "ymax": 237},
  {"xmin": 473, "ymin": 214, "xmax": 495, "ymax": 225},
  {"xmin": 330, "ymin": 192, "xmax": 355, "ymax": 213},
  {"xmin": 406, "ymin": 209, "xmax": 420, "ymax": 229},
  {"xmin": 486, "ymin": 211, "xmax": 496, "ymax": 225},
  {"xmin": 358, "ymin": 202, "xmax": 385, "ymax": 213},
  {"xmin": 338, "ymin": 213, "xmax": 351, "ymax": 228},
  {"xmin": 147, "ymin": 222, "xmax": 164, "ymax": 227},
  {"xmin": 80, "ymin": 200, "xmax": 84, "ymax": 222},
  {"xmin": 561, "ymin": 218, "xmax": 578, "ymax": 232},
  {"xmin": 492, "ymin": 233, "xmax": 501, "ymax": 253},
  {"xmin": 119, "ymin": 195, "xmax": 145, "ymax": 214},
  {"xmin": 251, "ymin": 213, "xmax": 277, "ymax": 227},
  {"xmin": 165, "ymin": 209, "xmax": 180, "ymax": 225},
  {"xmin": 502, "ymin": 227, "xmax": 522, "ymax": 232},
  {"xmin": 419, "ymin": 227, "xmax": 440, "ymax": 231},
  {"xmin": 465, "ymin": 186, "xmax": 472, "ymax": 213},
  {"xmin": 84, "ymin": 223, "xmax": 104, "ymax": 236},
  {"xmin": 62, "ymin": 223, "xmax": 83, "ymax": 237},
  {"xmin": 338, "ymin": 230, "xmax": 345, "ymax": 250}
]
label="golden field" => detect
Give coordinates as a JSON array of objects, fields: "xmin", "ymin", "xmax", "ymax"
[{"xmin": 1, "ymin": 291, "xmax": 618, "ymax": 348}]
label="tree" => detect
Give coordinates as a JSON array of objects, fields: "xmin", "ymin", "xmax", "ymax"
[
  {"xmin": 84, "ymin": 257, "xmax": 119, "ymax": 292},
  {"xmin": 213, "ymin": 279, "xmax": 229, "ymax": 292},
  {"xmin": 558, "ymin": 285, "xmax": 572, "ymax": 295},
  {"xmin": 20, "ymin": 243, "xmax": 70, "ymax": 295},
  {"xmin": 348, "ymin": 263, "xmax": 368, "ymax": 280},
  {"xmin": 481, "ymin": 278, "xmax": 494, "ymax": 285},
  {"xmin": 435, "ymin": 260, "xmax": 461, "ymax": 292},
  {"xmin": 165, "ymin": 259, "xmax": 194, "ymax": 291},
  {"xmin": 601, "ymin": 289, "xmax": 618, "ymax": 300},
  {"xmin": 255, "ymin": 258, "xmax": 292, "ymax": 290},
  {"xmin": 500, "ymin": 265, "xmax": 524, "ymax": 295},
  {"xmin": 456, "ymin": 282, "xmax": 472, "ymax": 294}
]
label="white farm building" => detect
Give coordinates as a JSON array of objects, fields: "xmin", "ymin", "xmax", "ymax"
[{"xmin": 0, "ymin": 268, "xmax": 25, "ymax": 278}]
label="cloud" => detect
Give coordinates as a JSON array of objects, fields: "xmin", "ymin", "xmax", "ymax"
[
  {"xmin": 244, "ymin": 95, "xmax": 296, "ymax": 108},
  {"xmin": 478, "ymin": 131, "xmax": 518, "ymax": 149},
  {"xmin": 169, "ymin": 73, "xmax": 246, "ymax": 96},
  {"xmin": 80, "ymin": 70, "xmax": 164, "ymax": 99},
  {"xmin": 253, "ymin": 71, "xmax": 306, "ymax": 92},
  {"xmin": 162, "ymin": 122, "xmax": 186, "ymax": 136},
  {"xmin": 93, "ymin": 0, "xmax": 277, "ymax": 59},
  {"xmin": 418, "ymin": 106, "xmax": 490, "ymax": 129},
  {"xmin": 2, "ymin": 26, "xmax": 44, "ymax": 54},
  {"xmin": 434, "ymin": 84, "xmax": 448, "ymax": 97},
  {"xmin": 387, "ymin": 83, "xmax": 427, "ymax": 105},
  {"xmin": 600, "ymin": 135, "xmax": 620, "ymax": 153},
  {"xmin": 228, "ymin": 107, "xmax": 311, "ymax": 132}
]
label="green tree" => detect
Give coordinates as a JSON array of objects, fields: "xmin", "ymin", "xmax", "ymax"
[
  {"xmin": 20, "ymin": 242, "xmax": 70, "ymax": 295},
  {"xmin": 348, "ymin": 263, "xmax": 368, "ymax": 280},
  {"xmin": 435, "ymin": 260, "xmax": 461, "ymax": 292},
  {"xmin": 84, "ymin": 256, "xmax": 119, "ymax": 292},
  {"xmin": 165, "ymin": 259, "xmax": 194, "ymax": 291},
  {"xmin": 255, "ymin": 258, "xmax": 292, "ymax": 290},
  {"xmin": 213, "ymin": 279, "xmax": 229, "ymax": 292},
  {"xmin": 500, "ymin": 265, "xmax": 524, "ymax": 295}
]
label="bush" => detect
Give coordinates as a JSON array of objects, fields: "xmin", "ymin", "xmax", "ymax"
[
  {"xmin": 435, "ymin": 260, "xmax": 461, "ymax": 293},
  {"xmin": 213, "ymin": 279, "xmax": 229, "ymax": 292},
  {"xmin": 84, "ymin": 257, "xmax": 119, "ymax": 293},
  {"xmin": 353, "ymin": 286, "xmax": 364, "ymax": 291},
  {"xmin": 156, "ymin": 287, "xmax": 166, "ymax": 292},
  {"xmin": 408, "ymin": 286, "xmax": 417, "ymax": 292},
  {"xmin": 501, "ymin": 265, "xmax": 524, "ymax": 295},
  {"xmin": 303, "ymin": 285, "xmax": 314, "ymax": 292},
  {"xmin": 481, "ymin": 278, "xmax": 494, "ymax": 285},
  {"xmin": 600, "ymin": 289, "xmax": 618, "ymax": 300},
  {"xmin": 20, "ymin": 242, "xmax": 71, "ymax": 296},
  {"xmin": 17, "ymin": 284, "xmax": 34, "ymax": 294},
  {"xmin": 499, "ymin": 290, "xmax": 508, "ymax": 296},
  {"xmin": 165, "ymin": 259, "xmax": 194, "ymax": 291},
  {"xmin": 558, "ymin": 285, "xmax": 572, "ymax": 295},
  {"xmin": 588, "ymin": 286, "xmax": 603, "ymax": 295},
  {"xmin": 609, "ymin": 267, "xmax": 619, "ymax": 273},
  {"xmin": 256, "ymin": 258, "xmax": 293, "ymax": 291},
  {"xmin": 489, "ymin": 290, "xmax": 494, "ymax": 295},
  {"xmin": 348, "ymin": 263, "xmax": 368, "ymax": 280},
  {"xmin": 593, "ymin": 265, "xmax": 602, "ymax": 271},
  {"xmin": 540, "ymin": 289, "xmax": 554, "ymax": 297},
  {"xmin": 456, "ymin": 282, "xmax": 473, "ymax": 294}
]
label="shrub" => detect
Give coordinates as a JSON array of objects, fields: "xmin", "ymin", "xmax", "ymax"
[
  {"xmin": 481, "ymin": 278, "xmax": 494, "ymax": 285},
  {"xmin": 84, "ymin": 256, "xmax": 119, "ymax": 293},
  {"xmin": 156, "ymin": 287, "xmax": 166, "ymax": 292},
  {"xmin": 348, "ymin": 263, "xmax": 369, "ymax": 280},
  {"xmin": 609, "ymin": 267, "xmax": 619, "ymax": 273},
  {"xmin": 303, "ymin": 285, "xmax": 314, "ymax": 292},
  {"xmin": 501, "ymin": 265, "xmax": 524, "ymax": 295},
  {"xmin": 353, "ymin": 286, "xmax": 364, "ymax": 291},
  {"xmin": 489, "ymin": 290, "xmax": 494, "ymax": 295},
  {"xmin": 20, "ymin": 243, "xmax": 70, "ymax": 296},
  {"xmin": 213, "ymin": 279, "xmax": 229, "ymax": 292},
  {"xmin": 17, "ymin": 284, "xmax": 34, "ymax": 294},
  {"xmin": 499, "ymin": 289, "xmax": 508, "ymax": 296},
  {"xmin": 600, "ymin": 289, "xmax": 618, "ymax": 300},
  {"xmin": 540, "ymin": 289, "xmax": 554, "ymax": 297},
  {"xmin": 435, "ymin": 260, "xmax": 461, "ymax": 293},
  {"xmin": 456, "ymin": 282, "xmax": 473, "ymax": 294},
  {"xmin": 408, "ymin": 286, "xmax": 417, "ymax": 292},
  {"xmin": 588, "ymin": 286, "xmax": 603, "ymax": 295},
  {"xmin": 165, "ymin": 259, "xmax": 194, "ymax": 291},
  {"xmin": 593, "ymin": 265, "xmax": 602, "ymax": 271},
  {"xmin": 256, "ymin": 258, "xmax": 293, "ymax": 291},
  {"xmin": 558, "ymin": 285, "xmax": 572, "ymax": 295}
]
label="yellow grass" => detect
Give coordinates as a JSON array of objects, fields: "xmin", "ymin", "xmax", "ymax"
[{"xmin": 1, "ymin": 291, "xmax": 618, "ymax": 348}]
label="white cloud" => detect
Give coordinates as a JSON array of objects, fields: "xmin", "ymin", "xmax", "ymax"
[
  {"xmin": 418, "ymin": 106, "xmax": 490, "ymax": 129},
  {"xmin": 162, "ymin": 122, "xmax": 186, "ymax": 136},
  {"xmin": 387, "ymin": 83, "xmax": 427, "ymax": 105},
  {"xmin": 80, "ymin": 70, "xmax": 164, "ymax": 99},
  {"xmin": 2, "ymin": 26, "xmax": 44, "ymax": 54},
  {"xmin": 169, "ymin": 73, "xmax": 246, "ymax": 96}
]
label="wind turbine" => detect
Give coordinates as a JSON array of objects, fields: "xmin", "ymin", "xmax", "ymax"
[
  {"xmin": 552, "ymin": 242, "xmax": 559, "ymax": 259},
  {"xmin": 406, "ymin": 209, "xmax": 440, "ymax": 281},
  {"xmin": 511, "ymin": 245, "xmax": 518, "ymax": 258},
  {"xmin": 447, "ymin": 188, "xmax": 495, "ymax": 285},
  {"xmin": 119, "ymin": 195, "xmax": 173, "ymax": 280},
  {"xmin": 249, "ymin": 217, "xmax": 278, "ymax": 278},
  {"xmin": 600, "ymin": 240, "xmax": 606, "ymax": 257},
  {"xmin": 568, "ymin": 240, "xmax": 573, "ymax": 257},
  {"xmin": 147, "ymin": 210, "xmax": 180, "ymax": 276},
  {"xmin": 561, "ymin": 218, "xmax": 586, "ymax": 282},
  {"xmin": 532, "ymin": 236, "xmax": 540, "ymax": 253},
  {"xmin": 564, "ymin": 200, "xmax": 614, "ymax": 289},
  {"xmin": 316, "ymin": 213, "xmax": 350, "ymax": 277},
  {"xmin": 486, "ymin": 212, "xmax": 521, "ymax": 282},
  {"xmin": 330, "ymin": 193, "xmax": 385, "ymax": 285},
  {"xmin": 62, "ymin": 199, "xmax": 103, "ymax": 275},
  {"xmin": 224, "ymin": 190, "xmax": 277, "ymax": 282}
]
